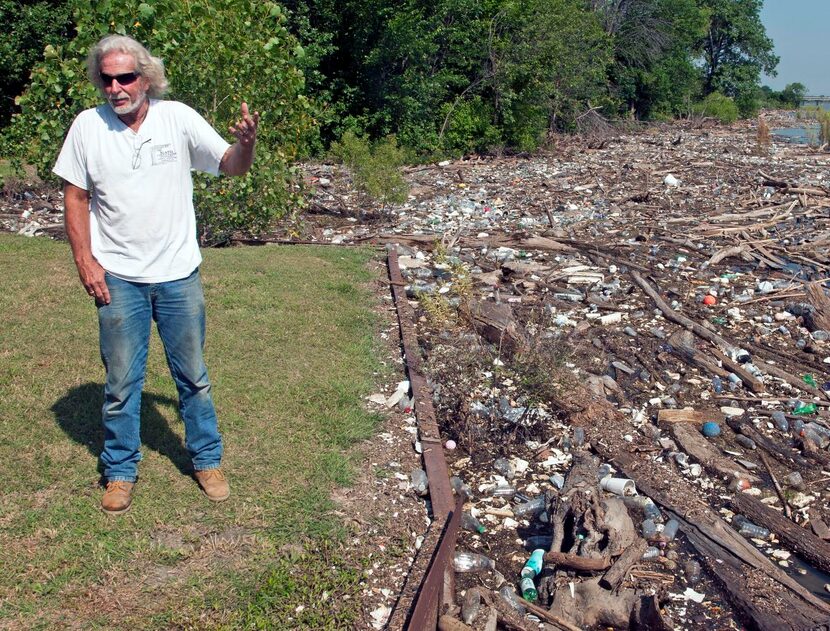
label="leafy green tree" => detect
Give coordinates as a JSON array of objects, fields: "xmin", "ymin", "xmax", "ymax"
[
  {"xmin": 696, "ymin": 0, "xmax": 778, "ymax": 116},
  {"xmin": 0, "ymin": 0, "xmax": 73, "ymax": 127},
  {"xmin": 593, "ymin": 0, "xmax": 706, "ymax": 119},
  {"xmin": 4, "ymin": 0, "xmax": 314, "ymax": 243},
  {"xmin": 495, "ymin": 0, "xmax": 612, "ymax": 147},
  {"xmin": 779, "ymin": 82, "xmax": 807, "ymax": 108}
]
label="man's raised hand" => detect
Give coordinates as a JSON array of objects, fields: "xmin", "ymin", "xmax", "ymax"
[{"xmin": 229, "ymin": 102, "xmax": 260, "ymax": 148}]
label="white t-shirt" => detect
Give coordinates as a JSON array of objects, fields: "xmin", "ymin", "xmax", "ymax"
[{"xmin": 53, "ymin": 99, "xmax": 231, "ymax": 283}]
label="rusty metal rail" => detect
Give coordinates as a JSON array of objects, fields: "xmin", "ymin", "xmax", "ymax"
[{"xmin": 385, "ymin": 249, "xmax": 458, "ymax": 630}]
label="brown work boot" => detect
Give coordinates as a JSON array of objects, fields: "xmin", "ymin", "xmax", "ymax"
[
  {"xmin": 194, "ymin": 468, "xmax": 230, "ymax": 502},
  {"xmin": 101, "ymin": 481, "xmax": 134, "ymax": 514}
]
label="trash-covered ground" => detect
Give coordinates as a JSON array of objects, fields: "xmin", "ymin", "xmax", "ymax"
[{"xmin": 7, "ymin": 110, "xmax": 830, "ymax": 629}]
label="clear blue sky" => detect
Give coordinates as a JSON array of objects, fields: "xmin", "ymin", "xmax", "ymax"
[{"xmin": 761, "ymin": 0, "xmax": 830, "ymax": 96}]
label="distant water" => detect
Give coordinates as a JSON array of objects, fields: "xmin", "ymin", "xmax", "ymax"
[{"xmin": 772, "ymin": 125, "xmax": 820, "ymax": 144}]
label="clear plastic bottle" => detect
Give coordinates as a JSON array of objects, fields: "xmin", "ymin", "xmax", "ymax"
[
  {"xmin": 662, "ymin": 519, "xmax": 679, "ymax": 542},
  {"xmin": 642, "ymin": 546, "xmax": 661, "ymax": 559},
  {"xmin": 453, "ymin": 551, "xmax": 495, "ymax": 573},
  {"xmin": 492, "ymin": 484, "xmax": 517, "ymax": 499},
  {"xmin": 493, "ymin": 457, "xmax": 515, "ymax": 480},
  {"xmin": 410, "ymin": 469, "xmax": 428, "ymax": 496},
  {"xmin": 524, "ymin": 535, "xmax": 553, "ymax": 551},
  {"xmin": 712, "ymin": 375, "xmax": 723, "ymax": 394},
  {"xmin": 733, "ymin": 515, "xmax": 771, "ymax": 540},
  {"xmin": 513, "ymin": 494, "xmax": 548, "ymax": 518},
  {"xmin": 684, "ymin": 559, "xmax": 701, "ymax": 585},
  {"xmin": 461, "ymin": 512, "xmax": 486, "ymax": 534},
  {"xmin": 735, "ymin": 435, "xmax": 756, "ymax": 450},
  {"xmin": 461, "ymin": 588, "xmax": 481, "ymax": 624},
  {"xmin": 641, "ymin": 519, "xmax": 658, "ymax": 539},
  {"xmin": 772, "ymin": 411, "xmax": 789, "ymax": 432},
  {"xmin": 643, "ymin": 498, "xmax": 663, "ymax": 522},
  {"xmin": 499, "ymin": 585, "xmax": 527, "ymax": 615},
  {"xmin": 572, "ymin": 427, "xmax": 585, "ymax": 447},
  {"xmin": 450, "ymin": 475, "xmax": 472, "ymax": 499}
]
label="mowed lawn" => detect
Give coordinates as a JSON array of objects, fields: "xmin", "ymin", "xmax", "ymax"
[{"xmin": 0, "ymin": 234, "xmax": 386, "ymax": 629}]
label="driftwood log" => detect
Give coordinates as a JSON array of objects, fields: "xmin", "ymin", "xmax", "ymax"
[
  {"xmin": 732, "ymin": 492, "xmax": 830, "ymax": 574},
  {"xmin": 725, "ymin": 416, "xmax": 811, "ymax": 469},
  {"xmin": 594, "ymin": 439, "xmax": 830, "ymax": 630},
  {"xmin": 600, "ymin": 537, "xmax": 649, "ymax": 590},
  {"xmin": 668, "ymin": 421, "xmax": 761, "ymax": 484}
]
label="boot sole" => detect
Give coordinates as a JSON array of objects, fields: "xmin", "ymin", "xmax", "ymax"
[
  {"xmin": 101, "ymin": 502, "xmax": 132, "ymax": 515},
  {"xmin": 202, "ymin": 490, "xmax": 230, "ymax": 502}
]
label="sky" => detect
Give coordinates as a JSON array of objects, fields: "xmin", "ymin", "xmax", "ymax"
[{"xmin": 760, "ymin": 0, "xmax": 830, "ymax": 96}]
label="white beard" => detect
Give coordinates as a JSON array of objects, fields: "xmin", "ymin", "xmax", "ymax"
[{"xmin": 108, "ymin": 91, "xmax": 146, "ymax": 116}]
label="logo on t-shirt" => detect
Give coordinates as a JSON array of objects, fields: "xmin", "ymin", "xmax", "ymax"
[{"xmin": 151, "ymin": 144, "xmax": 178, "ymax": 166}]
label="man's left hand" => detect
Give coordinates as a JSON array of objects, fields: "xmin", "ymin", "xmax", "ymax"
[{"xmin": 229, "ymin": 102, "xmax": 260, "ymax": 148}]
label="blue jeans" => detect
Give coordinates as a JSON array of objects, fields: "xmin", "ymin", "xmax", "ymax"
[{"xmin": 97, "ymin": 269, "xmax": 222, "ymax": 482}]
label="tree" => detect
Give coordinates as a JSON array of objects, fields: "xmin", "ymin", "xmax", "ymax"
[
  {"xmin": 779, "ymin": 82, "xmax": 806, "ymax": 108},
  {"xmin": 696, "ymin": 0, "xmax": 778, "ymax": 116},
  {"xmin": 0, "ymin": 0, "xmax": 73, "ymax": 127},
  {"xmin": 4, "ymin": 0, "xmax": 314, "ymax": 243},
  {"xmin": 592, "ymin": 0, "xmax": 707, "ymax": 119}
]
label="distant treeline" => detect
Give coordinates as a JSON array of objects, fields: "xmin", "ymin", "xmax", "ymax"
[{"xmin": 2, "ymin": 0, "xmax": 795, "ymax": 157}]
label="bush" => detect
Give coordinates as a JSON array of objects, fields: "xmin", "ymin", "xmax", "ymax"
[
  {"xmin": 693, "ymin": 92, "xmax": 738, "ymax": 123},
  {"xmin": 3, "ymin": 0, "xmax": 315, "ymax": 244},
  {"xmin": 329, "ymin": 131, "xmax": 409, "ymax": 210}
]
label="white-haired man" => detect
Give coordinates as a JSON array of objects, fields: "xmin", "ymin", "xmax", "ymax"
[{"xmin": 53, "ymin": 34, "xmax": 259, "ymax": 514}]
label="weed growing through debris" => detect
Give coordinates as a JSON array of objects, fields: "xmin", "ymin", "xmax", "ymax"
[
  {"xmin": 0, "ymin": 235, "xmax": 384, "ymax": 628},
  {"xmin": 329, "ymin": 131, "xmax": 409, "ymax": 213},
  {"xmin": 756, "ymin": 116, "xmax": 771, "ymax": 155}
]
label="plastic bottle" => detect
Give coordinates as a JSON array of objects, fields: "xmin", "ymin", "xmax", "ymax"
[
  {"xmin": 772, "ymin": 411, "xmax": 789, "ymax": 432},
  {"xmin": 492, "ymin": 484, "xmax": 517, "ymax": 499},
  {"xmin": 712, "ymin": 375, "xmax": 723, "ymax": 394},
  {"xmin": 461, "ymin": 512, "xmax": 486, "ymax": 534},
  {"xmin": 642, "ymin": 546, "xmax": 661, "ymax": 559},
  {"xmin": 522, "ymin": 549, "xmax": 545, "ymax": 578},
  {"xmin": 662, "ymin": 519, "xmax": 679, "ymax": 542},
  {"xmin": 410, "ymin": 469, "xmax": 429, "ymax": 496},
  {"xmin": 524, "ymin": 535, "xmax": 553, "ymax": 551},
  {"xmin": 493, "ymin": 457, "xmax": 515, "ymax": 480},
  {"xmin": 735, "ymin": 435, "xmax": 756, "ymax": 450},
  {"xmin": 733, "ymin": 515, "xmax": 771, "ymax": 540},
  {"xmin": 499, "ymin": 585, "xmax": 527, "ymax": 615},
  {"xmin": 802, "ymin": 427, "xmax": 828, "ymax": 448},
  {"xmin": 684, "ymin": 560, "xmax": 702, "ymax": 585},
  {"xmin": 450, "ymin": 476, "xmax": 472, "ymax": 499},
  {"xmin": 597, "ymin": 463, "xmax": 613, "ymax": 480},
  {"xmin": 520, "ymin": 576, "xmax": 538, "ymax": 602},
  {"xmin": 572, "ymin": 427, "xmax": 585, "ymax": 447},
  {"xmin": 791, "ymin": 418, "xmax": 805, "ymax": 434},
  {"xmin": 453, "ymin": 551, "xmax": 495, "ymax": 573},
  {"xmin": 641, "ymin": 519, "xmax": 658, "ymax": 539},
  {"xmin": 513, "ymin": 494, "xmax": 548, "ymax": 518},
  {"xmin": 461, "ymin": 589, "xmax": 481, "ymax": 624},
  {"xmin": 794, "ymin": 402, "xmax": 818, "ymax": 415},
  {"xmin": 643, "ymin": 498, "xmax": 663, "ymax": 522}
]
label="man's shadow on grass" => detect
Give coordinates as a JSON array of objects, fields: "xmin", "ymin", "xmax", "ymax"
[{"xmin": 52, "ymin": 382, "xmax": 191, "ymax": 479}]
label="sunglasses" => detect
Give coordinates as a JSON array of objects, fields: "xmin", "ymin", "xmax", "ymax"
[{"xmin": 100, "ymin": 71, "xmax": 140, "ymax": 86}]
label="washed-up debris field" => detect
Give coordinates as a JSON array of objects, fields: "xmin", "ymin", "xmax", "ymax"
[
  {"xmin": 7, "ymin": 111, "xmax": 830, "ymax": 630},
  {"xmin": 360, "ymin": 113, "xmax": 830, "ymax": 630}
]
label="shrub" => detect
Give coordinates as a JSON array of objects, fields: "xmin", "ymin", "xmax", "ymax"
[
  {"xmin": 329, "ymin": 131, "xmax": 409, "ymax": 211},
  {"xmin": 3, "ymin": 0, "xmax": 315, "ymax": 244},
  {"xmin": 692, "ymin": 92, "xmax": 739, "ymax": 123}
]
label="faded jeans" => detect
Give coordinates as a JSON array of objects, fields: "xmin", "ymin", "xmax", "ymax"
[{"xmin": 97, "ymin": 268, "xmax": 222, "ymax": 482}]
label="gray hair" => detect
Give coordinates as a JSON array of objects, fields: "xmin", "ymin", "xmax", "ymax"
[{"xmin": 87, "ymin": 35, "xmax": 169, "ymax": 98}]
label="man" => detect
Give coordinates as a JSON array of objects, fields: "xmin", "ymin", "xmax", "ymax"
[{"xmin": 53, "ymin": 34, "xmax": 259, "ymax": 514}]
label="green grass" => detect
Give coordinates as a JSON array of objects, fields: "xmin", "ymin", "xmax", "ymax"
[{"xmin": 0, "ymin": 235, "xmax": 386, "ymax": 629}]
